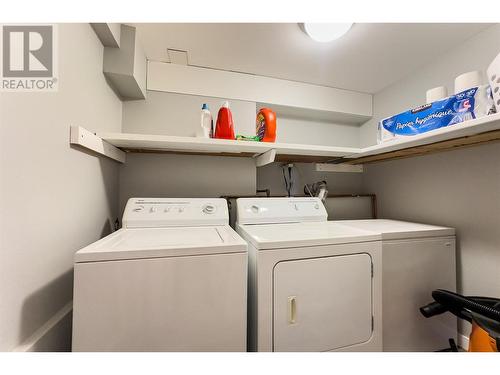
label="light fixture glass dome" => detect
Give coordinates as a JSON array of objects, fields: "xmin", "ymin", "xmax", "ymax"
[{"xmin": 302, "ymin": 23, "xmax": 353, "ymax": 43}]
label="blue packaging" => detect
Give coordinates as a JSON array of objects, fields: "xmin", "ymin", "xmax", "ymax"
[{"xmin": 378, "ymin": 86, "xmax": 495, "ymax": 143}]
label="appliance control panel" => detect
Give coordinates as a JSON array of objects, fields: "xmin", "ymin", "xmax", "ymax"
[
  {"xmin": 122, "ymin": 198, "xmax": 229, "ymax": 228},
  {"xmin": 236, "ymin": 197, "xmax": 327, "ymax": 225}
]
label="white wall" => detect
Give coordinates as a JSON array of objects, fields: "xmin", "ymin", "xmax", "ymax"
[
  {"xmin": 0, "ymin": 24, "xmax": 122, "ymax": 351},
  {"xmin": 276, "ymin": 117, "xmax": 359, "ymax": 147},
  {"xmin": 123, "ymin": 90, "xmax": 256, "ymax": 136},
  {"xmin": 360, "ymin": 24, "xmax": 500, "ymax": 147},
  {"xmin": 360, "ymin": 24, "xmax": 500, "ymax": 338},
  {"xmin": 118, "ymin": 153, "xmax": 256, "ymax": 215}
]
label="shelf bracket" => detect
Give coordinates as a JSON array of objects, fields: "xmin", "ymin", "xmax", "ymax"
[
  {"xmin": 70, "ymin": 126, "xmax": 126, "ymax": 163},
  {"xmin": 315, "ymin": 163, "xmax": 363, "ymax": 173},
  {"xmin": 254, "ymin": 149, "xmax": 276, "ymax": 167}
]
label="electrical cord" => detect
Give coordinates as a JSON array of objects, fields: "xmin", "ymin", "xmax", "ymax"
[
  {"xmin": 294, "ymin": 164, "xmax": 314, "ymax": 198},
  {"xmin": 304, "ymin": 183, "xmax": 314, "ymax": 197},
  {"xmin": 281, "ymin": 164, "xmax": 294, "ymax": 197},
  {"xmin": 282, "ymin": 167, "xmax": 288, "ymax": 196},
  {"xmin": 288, "ymin": 165, "xmax": 293, "ymax": 196}
]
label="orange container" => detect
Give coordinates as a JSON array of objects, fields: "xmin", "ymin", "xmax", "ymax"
[{"xmin": 256, "ymin": 108, "xmax": 276, "ymax": 142}]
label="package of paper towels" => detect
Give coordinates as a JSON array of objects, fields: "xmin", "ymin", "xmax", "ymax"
[{"xmin": 378, "ymin": 86, "xmax": 496, "ymax": 143}]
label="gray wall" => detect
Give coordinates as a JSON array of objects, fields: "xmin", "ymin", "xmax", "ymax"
[
  {"xmin": 118, "ymin": 153, "xmax": 256, "ymax": 215},
  {"xmin": 0, "ymin": 24, "xmax": 122, "ymax": 351},
  {"xmin": 256, "ymin": 162, "xmax": 371, "ymax": 221},
  {"xmin": 122, "ymin": 90, "xmax": 257, "ymax": 137},
  {"xmin": 257, "ymin": 162, "xmax": 363, "ymax": 197},
  {"xmin": 360, "ymin": 24, "xmax": 500, "ymax": 339},
  {"xmin": 363, "ymin": 144, "xmax": 500, "ymax": 300},
  {"xmin": 276, "ymin": 117, "xmax": 360, "ymax": 147}
]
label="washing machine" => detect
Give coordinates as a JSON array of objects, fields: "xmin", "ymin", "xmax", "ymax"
[
  {"xmin": 235, "ymin": 197, "xmax": 383, "ymax": 352},
  {"xmin": 334, "ymin": 219, "xmax": 457, "ymax": 351},
  {"xmin": 72, "ymin": 198, "xmax": 247, "ymax": 352}
]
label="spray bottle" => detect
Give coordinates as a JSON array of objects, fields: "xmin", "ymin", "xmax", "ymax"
[{"xmin": 197, "ymin": 103, "xmax": 213, "ymax": 138}]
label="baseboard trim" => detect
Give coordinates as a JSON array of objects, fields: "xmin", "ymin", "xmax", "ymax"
[
  {"xmin": 457, "ymin": 332, "xmax": 469, "ymax": 351},
  {"xmin": 12, "ymin": 301, "xmax": 73, "ymax": 352},
  {"xmin": 10, "ymin": 301, "xmax": 470, "ymax": 352}
]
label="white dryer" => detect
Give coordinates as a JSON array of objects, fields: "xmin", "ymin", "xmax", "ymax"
[
  {"xmin": 236, "ymin": 197, "xmax": 383, "ymax": 352},
  {"xmin": 334, "ymin": 219, "xmax": 457, "ymax": 351},
  {"xmin": 72, "ymin": 198, "xmax": 247, "ymax": 352}
]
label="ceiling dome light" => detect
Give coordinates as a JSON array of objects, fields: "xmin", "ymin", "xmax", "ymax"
[{"xmin": 302, "ymin": 23, "xmax": 353, "ymax": 43}]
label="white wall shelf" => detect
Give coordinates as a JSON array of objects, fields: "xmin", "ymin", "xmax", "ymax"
[
  {"xmin": 97, "ymin": 132, "xmax": 359, "ymax": 166},
  {"xmin": 315, "ymin": 163, "xmax": 364, "ymax": 173},
  {"xmin": 70, "ymin": 126, "xmax": 126, "ymax": 163},
  {"xmin": 345, "ymin": 112, "xmax": 500, "ymax": 164},
  {"xmin": 147, "ymin": 61, "xmax": 372, "ymax": 125},
  {"xmin": 71, "ymin": 113, "xmax": 500, "ymax": 167}
]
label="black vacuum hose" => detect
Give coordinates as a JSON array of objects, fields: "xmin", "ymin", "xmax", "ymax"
[
  {"xmin": 420, "ymin": 301, "xmax": 448, "ymax": 318},
  {"xmin": 432, "ymin": 289, "xmax": 500, "ymax": 322}
]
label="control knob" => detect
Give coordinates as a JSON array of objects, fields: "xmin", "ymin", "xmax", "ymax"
[{"xmin": 203, "ymin": 204, "xmax": 216, "ymax": 214}]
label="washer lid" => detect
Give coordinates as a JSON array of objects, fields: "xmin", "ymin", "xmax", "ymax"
[
  {"xmin": 237, "ymin": 221, "xmax": 380, "ymax": 250},
  {"xmin": 332, "ymin": 219, "xmax": 455, "ymax": 240},
  {"xmin": 75, "ymin": 226, "xmax": 247, "ymax": 263}
]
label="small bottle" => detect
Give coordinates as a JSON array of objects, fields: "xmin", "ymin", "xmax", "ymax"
[{"xmin": 198, "ymin": 104, "xmax": 213, "ymax": 138}]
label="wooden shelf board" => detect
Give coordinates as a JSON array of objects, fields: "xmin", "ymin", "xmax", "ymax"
[
  {"xmin": 98, "ymin": 132, "xmax": 359, "ymax": 161},
  {"xmin": 345, "ymin": 113, "xmax": 500, "ymax": 160},
  {"xmin": 342, "ymin": 113, "xmax": 500, "ymax": 164},
  {"xmin": 121, "ymin": 148, "xmax": 257, "ymax": 158},
  {"xmin": 120, "ymin": 148, "xmax": 342, "ymax": 164},
  {"xmin": 346, "ymin": 128, "xmax": 500, "ymax": 164}
]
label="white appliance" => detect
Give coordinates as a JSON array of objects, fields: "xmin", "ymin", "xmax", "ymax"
[
  {"xmin": 235, "ymin": 197, "xmax": 383, "ymax": 352},
  {"xmin": 72, "ymin": 198, "xmax": 248, "ymax": 352},
  {"xmin": 334, "ymin": 219, "xmax": 456, "ymax": 351}
]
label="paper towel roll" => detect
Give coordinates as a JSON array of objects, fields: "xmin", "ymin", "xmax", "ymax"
[
  {"xmin": 426, "ymin": 86, "xmax": 448, "ymax": 103},
  {"xmin": 487, "ymin": 52, "xmax": 500, "ymax": 112},
  {"xmin": 454, "ymin": 71, "xmax": 482, "ymax": 94}
]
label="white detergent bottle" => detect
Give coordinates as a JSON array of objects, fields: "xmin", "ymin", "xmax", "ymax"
[{"xmin": 198, "ymin": 103, "xmax": 213, "ymax": 138}]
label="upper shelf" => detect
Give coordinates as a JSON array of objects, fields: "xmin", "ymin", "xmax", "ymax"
[
  {"xmin": 147, "ymin": 61, "xmax": 372, "ymax": 125},
  {"xmin": 99, "ymin": 112, "xmax": 500, "ymax": 163},
  {"xmin": 72, "ymin": 112, "xmax": 500, "ymax": 166}
]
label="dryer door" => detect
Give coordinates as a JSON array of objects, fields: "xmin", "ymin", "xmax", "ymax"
[{"xmin": 273, "ymin": 253, "xmax": 373, "ymax": 351}]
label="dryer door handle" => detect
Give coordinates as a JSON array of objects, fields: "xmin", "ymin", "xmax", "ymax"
[{"xmin": 288, "ymin": 296, "xmax": 297, "ymax": 324}]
